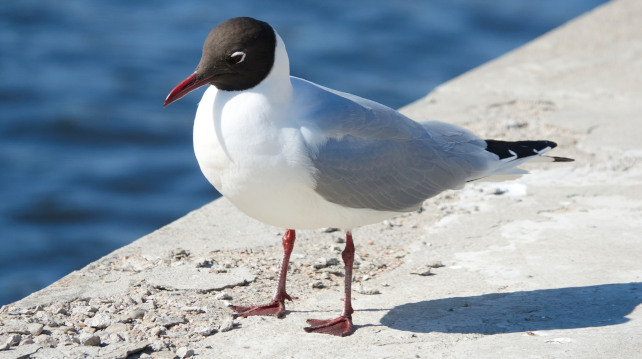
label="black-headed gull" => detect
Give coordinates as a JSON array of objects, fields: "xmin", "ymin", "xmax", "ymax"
[{"xmin": 164, "ymin": 17, "xmax": 573, "ymax": 336}]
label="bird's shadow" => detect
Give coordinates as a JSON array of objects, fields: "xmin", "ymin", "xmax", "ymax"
[{"xmin": 380, "ymin": 282, "xmax": 641, "ymax": 334}]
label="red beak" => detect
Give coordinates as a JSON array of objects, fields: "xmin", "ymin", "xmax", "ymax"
[{"xmin": 164, "ymin": 72, "xmax": 212, "ymax": 107}]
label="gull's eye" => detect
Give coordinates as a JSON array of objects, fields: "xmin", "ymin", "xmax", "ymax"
[{"xmin": 228, "ymin": 51, "xmax": 246, "ymax": 64}]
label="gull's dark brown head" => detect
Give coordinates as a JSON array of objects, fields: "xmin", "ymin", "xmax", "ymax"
[{"xmin": 164, "ymin": 17, "xmax": 276, "ymax": 107}]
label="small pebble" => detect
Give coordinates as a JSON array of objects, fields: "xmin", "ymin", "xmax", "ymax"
[
  {"xmin": 105, "ymin": 322, "xmax": 129, "ymax": 333},
  {"xmin": 52, "ymin": 304, "xmax": 68, "ymax": 315},
  {"xmin": 356, "ymin": 284, "xmax": 381, "ymax": 295},
  {"xmin": 6, "ymin": 334, "xmax": 22, "ymax": 347},
  {"xmin": 71, "ymin": 305, "xmax": 94, "ymax": 316},
  {"xmin": 176, "ymin": 347, "xmax": 194, "ymax": 358},
  {"xmin": 80, "ymin": 333, "xmax": 101, "ymax": 346},
  {"xmin": 313, "ymin": 257, "xmax": 339, "ymax": 269},
  {"xmin": 170, "ymin": 249, "xmax": 190, "ymax": 261},
  {"xmin": 410, "ymin": 266, "xmax": 432, "ymax": 276},
  {"xmin": 88, "ymin": 314, "xmax": 112, "ymax": 329},
  {"xmin": 382, "ymin": 220, "xmax": 401, "ymax": 228},
  {"xmin": 195, "ymin": 326, "xmax": 218, "ymax": 337},
  {"xmin": 126, "ymin": 308, "xmax": 146, "ymax": 320},
  {"xmin": 19, "ymin": 338, "xmax": 35, "ymax": 345},
  {"xmin": 33, "ymin": 334, "xmax": 57, "ymax": 348},
  {"xmin": 156, "ymin": 316, "xmax": 185, "ymax": 328},
  {"xmin": 327, "ymin": 258, "xmax": 339, "ymax": 265},
  {"xmin": 219, "ymin": 317, "xmax": 235, "ymax": 332},
  {"xmin": 105, "ymin": 332, "xmax": 125, "ymax": 344},
  {"xmin": 150, "ymin": 326, "xmax": 163, "ymax": 337},
  {"xmin": 313, "ymin": 258, "xmax": 329, "ymax": 269},
  {"xmin": 150, "ymin": 339, "xmax": 170, "ymax": 352},
  {"xmin": 215, "ymin": 292, "xmax": 233, "ymax": 300},
  {"xmin": 194, "ymin": 257, "xmax": 213, "ymax": 268}
]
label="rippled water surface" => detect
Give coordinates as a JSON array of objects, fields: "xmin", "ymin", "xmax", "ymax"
[{"xmin": 0, "ymin": 0, "xmax": 606, "ymax": 305}]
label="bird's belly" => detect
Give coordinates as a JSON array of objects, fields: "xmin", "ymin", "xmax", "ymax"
[
  {"xmin": 223, "ymin": 167, "xmax": 399, "ymax": 230},
  {"xmin": 194, "ymin": 129, "xmax": 398, "ymax": 229}
]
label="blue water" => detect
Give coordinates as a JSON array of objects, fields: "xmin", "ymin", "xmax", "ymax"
[{"xmin": 0, "ymin": 0, "xmax": 605, "ymax": 306}]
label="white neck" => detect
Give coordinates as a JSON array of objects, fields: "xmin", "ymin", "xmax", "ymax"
[{"xmin": 242, "ymin": 32, "xmax": 292, "ymax": 103}]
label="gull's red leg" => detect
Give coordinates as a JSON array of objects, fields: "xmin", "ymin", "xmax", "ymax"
[
  {"xmin": 231, "ymin": 229, "xmax": 296, "ymax": 318},
  {"xmin": 304, "ymin": 231, "xmax": 355, "ymax": 336}
]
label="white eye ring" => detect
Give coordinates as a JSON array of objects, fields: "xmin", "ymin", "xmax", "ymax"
[{"xmin": 230, "ymin": 51, "xmax": 246, "ymax": 64}]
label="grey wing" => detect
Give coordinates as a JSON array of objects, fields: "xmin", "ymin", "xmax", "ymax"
[
  {"xmin": 311, "ymin": 137, "xmax": 454, "ymax": 212},
  {"xmin": 294, "ymin": 78, "xmax": 493, "ymax": 212}
]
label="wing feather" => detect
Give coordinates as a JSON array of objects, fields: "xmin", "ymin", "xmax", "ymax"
[{"xmin": 292, "ymin": 78, "xmax": 494, "ymax": 212}]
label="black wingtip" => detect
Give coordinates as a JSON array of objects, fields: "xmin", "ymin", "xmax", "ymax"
[
  {"xmin": 485, "ymin": 139, "xmax": 558, "ymax": 160},
  {"xmin": 551, "ymin": 156, "xmax": 575, "ymax": 162}
]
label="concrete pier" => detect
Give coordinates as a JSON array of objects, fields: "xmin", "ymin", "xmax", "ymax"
[{"xmin": 1, "ymin": 0, "xmax": 640, "ymax": 357}]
